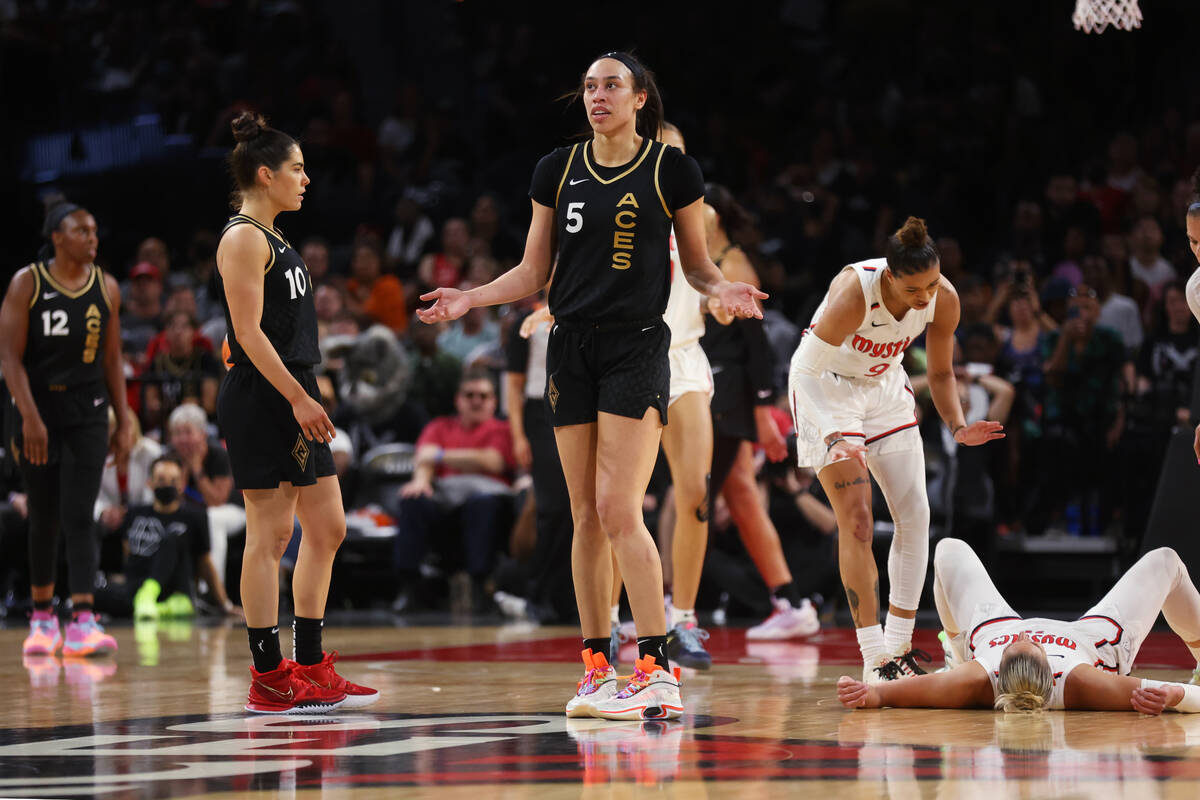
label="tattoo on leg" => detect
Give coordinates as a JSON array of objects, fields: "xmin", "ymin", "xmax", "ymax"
[
  {"xmin": 696, "ymin": 473, "xmax": 711, "ymax": 522},
  {"xmin": 833, "ymin": 476, "xmax": 868, "ymax": 490},
  {"xmin": 846, "ymin": 587, "xmax": 861, "ymax": 627}
]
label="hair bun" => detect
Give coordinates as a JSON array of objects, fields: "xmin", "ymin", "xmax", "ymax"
[
  {"xmin": 231, "ymin": 110, "xmax": 267, "ymax": 143},
  {"xmin": 896, "ymin": 216, "xmax": 928, "ymax": 248}
]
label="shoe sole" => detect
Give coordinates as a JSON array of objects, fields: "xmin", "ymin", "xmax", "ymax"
[
  {"xmin": 63, "ymin": 645, "xmax": 117, "ymax": 657},
  {"xmin": 24, "ymin": 644, "xmax": 61, "ymax": 656},
  {"xmin": 590, "ymin": 703, "xmax": 684, "ymax": 721},
  {"xmin": 341, "ymin": 692, "xmax": 380, "ymax": 708},
  {"xmin": 245, "ymin": 698, "xmax": 346, "ymax": 715}
]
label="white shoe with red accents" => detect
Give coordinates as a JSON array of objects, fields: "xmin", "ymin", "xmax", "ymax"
[
  {"xmin": 566, "ymin": 649, "xmax": 618, "ymax": 718},
  {"xmin": 591, "ymin": 655, "xmax": 683, "ymax": 721}
]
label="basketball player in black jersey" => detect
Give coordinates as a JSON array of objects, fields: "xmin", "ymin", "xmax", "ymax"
[
  {"xmin": 1, "ymin": 202, "xmax": 130, "ymax": 658},
  {"xmin": 419, "ymin": 51, "xmax": 765, "ymax": 720},
  {"xmin": 215, "ymin": 111, "xmax": 376, "ymax": 714}
]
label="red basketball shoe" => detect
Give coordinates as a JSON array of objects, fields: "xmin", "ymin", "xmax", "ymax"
[
  {"xmin": 290, "ymin": 651, "xmax": 380, "ymax": 708},
  {"xmin": 245, "ymin": 660, "xmax": 347, "ymax": 714}
]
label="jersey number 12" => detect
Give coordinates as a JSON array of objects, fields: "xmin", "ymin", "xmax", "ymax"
[
  {"xmin": 41, "ymin": 309, "xmax": 68, "ymax": 336},
  {"xmin": 283, "ymin": 266, "xmax": 308, "ymax": 299}
]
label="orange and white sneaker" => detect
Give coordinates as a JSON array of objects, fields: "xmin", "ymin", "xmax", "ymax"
[
  {"xmin": 245, "ymin": 660, "xmax": 347, "ymax": 714},
  {"xmin": 62, "ymin": 612, "xmax": 117, "ymax": 657},
  {"xmin": 23, "ymin": 611, "xmax": 62, "ymax": 656},
  {"xmin": 291, "ymin": 651, "xmax": 380, "ymax": 708},
  {"xmin": 566, "ymin": 649, "xmax": 619, "ymax": 718},
  {"xmin": 591, "ymin": 655, "xmax": 683, "ymax": 721}
]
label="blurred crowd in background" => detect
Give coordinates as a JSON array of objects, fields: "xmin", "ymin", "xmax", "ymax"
[{"xmin": 3, "ymin": 0, "xmax": 1200, "ymax": 622}]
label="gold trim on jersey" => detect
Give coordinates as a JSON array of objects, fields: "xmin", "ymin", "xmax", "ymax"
[
  {"xmin": 555, "ymin": 143, "xmax": 580, "ymax": 208},
  {"xmin": 27, "ymin": 263, "xmax": 41, "ymax": 309},
  {"xmin": 96, "ymin": 268, "xmax": 113, "ymax": 311},
  {"xmin": 36, "ymin": 261, "xmax": 98, "ymax": 299},
  {"xmin": 653, "ymin": 142, "xmax": 672, "ymax": 219},
  {"xmin": 225, "ymin": 215, "xmax": 286, "ymax": 274},
  {"xmin": 581, "ymin": 137, "xmax": 653, "ymax": 185}
]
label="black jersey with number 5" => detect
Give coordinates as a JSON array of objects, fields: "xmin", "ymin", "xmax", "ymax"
[
  {"xmin": 215, "ymin": 214, "xmax": 319, "ymax": 367},
  {"xmin": 23, "ymin": 260, "xmax": 112, "ymax": 391},
  {"xmin": 529, "ymin": 138, "xmax": 705, "ymax": 323}
]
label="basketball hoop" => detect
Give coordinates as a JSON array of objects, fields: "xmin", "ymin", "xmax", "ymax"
[{"xmin": 1073, "ymin": 0, "xmax": 1142, "ymax": 33}]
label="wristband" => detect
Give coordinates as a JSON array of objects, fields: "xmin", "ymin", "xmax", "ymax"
[
  {"xmin": 434, "ymin": 447, "xmax": 444, "ymax": 465},
  {"xmin": 825, "ymin": 436, "xmax": 846, "ymax": 452},
  {"xmin": 951, "ymin": 424, "xmax": 966, "ymax": 442}
]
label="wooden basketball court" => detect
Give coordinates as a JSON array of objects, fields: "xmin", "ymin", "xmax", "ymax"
[{"xmin": 4, "ymin": 620, "xmax": 1199, "ymax": 797}]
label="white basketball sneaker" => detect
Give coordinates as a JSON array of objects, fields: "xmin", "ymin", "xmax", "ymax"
[
  {"xmin": 591, "ymin": 655, "xmax": 684, "ymax": 721},
  {"xmin": 864, "ymin": 646, "xmax": 931, "ymax": 684},
  {"xmin": 747, "ymin": 597, "xmax": 820, "ymax": 640},
  {"xmin": 565, "ymin": 649, "xmax": 619, "ymax": 718}
]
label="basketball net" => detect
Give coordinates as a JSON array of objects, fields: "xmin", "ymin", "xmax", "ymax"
[{"xmin": 1072, "ymin": 0, "xmax": 1142, "ymax": 33}]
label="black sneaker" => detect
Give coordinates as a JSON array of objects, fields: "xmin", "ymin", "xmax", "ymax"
[{"xmin": 666, "ymin": 622, "xmax": 712, "ymax": 670}]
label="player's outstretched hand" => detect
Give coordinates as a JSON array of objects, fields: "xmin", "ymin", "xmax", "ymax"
[
  {"xmin": 714, "ymin": 281, "xmax": 768, "ymax": 320},
  {"xmin": 953, "ymin": 420, "xmax": 1005, "ymax": 447},
  {"xmin": 837, "ymin": 675, "xmax": 878, "ymax": 709},
  {"xmin": 417, "ymin": 287, "xmax": 472, "ymax": 324}
]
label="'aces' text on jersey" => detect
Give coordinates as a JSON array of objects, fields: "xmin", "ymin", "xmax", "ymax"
[
  {"xmin": 23, "ymin": 261, "xmax": 112, "ymax": 391},
  {"xmin": 530, "ymin": 138, "xmax": 705, "ymax": 323}
]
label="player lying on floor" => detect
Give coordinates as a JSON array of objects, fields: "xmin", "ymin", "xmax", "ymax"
[{"xmin": 837, "ymin": 538, "xmax": 1200, "ymax": 714}]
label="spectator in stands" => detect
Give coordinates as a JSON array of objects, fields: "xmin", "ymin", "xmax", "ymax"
[
  {"xmin": 1042, "ymin": 174, "xmax": 1101, "ymax": 266},
  {"xmin": 1123, "ymin": 281, "xmax": 1199, "ymax": 541},
  {"xmin": 385, "ymin": 194, "xmax": 436, "ymax": 275},
  {"xmin": 436, "ymin": 300, "xmax": 499, "ymax": 366},
  {"xmin": 1130, "ymin": 216, "xmax": 1178, "ymax": 307},
  {"xmin": 391, "ymin": 368, "xmax": 515, "ymax": 613},
  {"xmin": 141, "ymin": 311, "xmax": 223, "ymax": 429},
  {"xmin": 417, "ymin": 218, "xmax": 470, "ymax": 291},
  {"xmin": 136, "ymin": 237, "xmax": 172, "ymax": 286},
  {"xmin": 396, "ymin": 314, "xmax": 462, "ymax": 441},
  {"xmin": 301, "ymin": 237, "xmax": 335, "ymax": 285},
  {"xmin": 469, "ymin": 193, "xmax": 521, "ymax": 265},
  {"xmin": 167, "ymin": 403, "xmax": 232, "ymax": 509},
  {"xmin": 345, "ymin": 239, "xmax": 408, "ymax": 334},
  {"xmin": 95, "ymin": 455, "xmax": 239, "ymax": 619},
  {"xmin": 1084, "ymin": 254, "xmax": 1143, "ymax": 356},
  {"xmin": 96, "ymin": 408, "xmax": 163, "ymax": 535},
  {"xmin": 1040, "ymin": 285, "xmax": 1128, "ymax": 535},
  {"xmin": 122, "ymin": 262, "xmax": 164, "ymax": 368},
  {"xmin": 315, "ymin": 282, "xmax": 346, "ymax": 340}
]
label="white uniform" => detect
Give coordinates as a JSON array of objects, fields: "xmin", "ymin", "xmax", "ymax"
[
  {"xmin": 1186, "ymin": 266, "xmax": 1200, "ymax": 325},
  {"xmin": 663, "ymin": 229, "xmax": 713, "ymax": 406},
  {"xmin": 933, "ymin": 538, "xmax": 1200, "ymax": 711},
  {"xmin": 788, "ymin": 258, "xmax": 935, "ymax": 469}
]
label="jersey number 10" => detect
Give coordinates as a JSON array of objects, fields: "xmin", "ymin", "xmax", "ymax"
[{"xmin": 283, "ymin": 266, "xmax": 308, "ymax": 300}]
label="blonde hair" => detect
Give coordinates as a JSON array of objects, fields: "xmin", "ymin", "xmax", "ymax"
[{"xmin": 994, "ymin": 650, "xmax": 1053, "ymax": 713}]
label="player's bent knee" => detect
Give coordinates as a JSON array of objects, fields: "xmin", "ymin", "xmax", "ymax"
[{"xmin": 839, "ymin": 505, "xmax": 873, "ymax": 543}]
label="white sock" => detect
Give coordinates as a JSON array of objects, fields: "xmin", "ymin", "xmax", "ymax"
[
  {"xmin": 883, "ymin": 612, "xmax": 916, "ymax": 656},
  {"xmin": 857, "ymin": 624, "xmax": 888, "ymax": 667},
  {"xmin": 670, "ymin": 607, "xmax": 697, "ymax": 628},
  {"xmin": 610, "ymin": 604, "xmax": 620, "ymax": 626}
]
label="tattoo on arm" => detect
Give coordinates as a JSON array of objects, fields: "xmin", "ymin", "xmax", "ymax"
[{"xmin": 833, "ymin": 476, "xmax": 868, "ymax": 490}]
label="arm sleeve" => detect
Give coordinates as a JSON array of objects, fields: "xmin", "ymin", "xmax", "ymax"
[
  {"xmin": 741, "ymin": 318, "xmax": 776, "ymax": 404},
  {"xmin": 662, "ymin": 147, "xmax": 705, "ymax": 211},
  {"xmin": 529, "ymin": 149, "xmax": 569, "ymax": 209},
  {"xmin": 504, "ymin": 311, "xmax": 531, "ymax": 374}
]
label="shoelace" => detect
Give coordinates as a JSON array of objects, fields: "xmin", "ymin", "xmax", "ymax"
[
  {"xmin": 873, "ymin": 661, "xmax": 904, "ymax": 681},
  {"xmin": 577, "ymin": 666, "xmax": 614, "ymax": 692},
  {"xmin": 617, "ymin": 667, "xmax": 657, "ymax": 698},
  {"xmin": 673, "ymin": 625, "xmax": 710, "ymax": 651},
  {"xmin": 900, "ymin": 649, "xmax": 931, "ymax": 675}
]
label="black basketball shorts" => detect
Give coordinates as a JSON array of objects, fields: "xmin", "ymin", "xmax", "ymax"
[
  {"xmin": 217, "ymin": 364, "xmax": 335, "ymax": 490},
  {"xmin": 7, "ymin": 381, "xmax": 109, "ymax": 471},
  {"xmin": 544, "ymin": 318, "xmax": 670, "ymax": 428}
]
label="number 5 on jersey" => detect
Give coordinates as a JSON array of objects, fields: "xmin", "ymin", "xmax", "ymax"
[{"xmin": 283, "ymin": 266, "xmax": 307, "ymax": 300}]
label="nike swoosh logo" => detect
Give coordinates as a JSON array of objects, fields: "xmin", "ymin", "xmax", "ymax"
[
  {"xmin": 255, "ymin": 681, "xmax": 294, "ymax": 700},
  {"xmin": 93, "ymin": 398, "xmax": 104, "ymax": 407},
  {"xmin": 870, "ymin": 322, "xmax": 886, "ymax": 327},
  {"xmin": 1049, "ymin": 653, "xmax": 1065, "ymax": 658},
  {"xmin": 43, "ymin": 292, "xmax": 59, "ymax": 300},
  {"xmin": 641, "ymin": 326, "xmax": 655, "ymax": 332},
  {"xmin": 277, "ymin": 246, "xmax": 286, "ymax": 254},
  {"xmin": 569, "ymin": 178, "xmax": 589, "ymax": 185}
]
